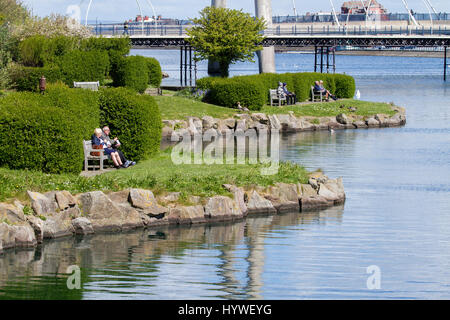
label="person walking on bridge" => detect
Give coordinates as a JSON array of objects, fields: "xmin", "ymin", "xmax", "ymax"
[{"xmin": 123, "ymin": 21, "xmax": 129, "ymax": 35}]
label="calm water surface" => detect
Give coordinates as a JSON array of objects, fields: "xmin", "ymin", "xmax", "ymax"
[{"xmin": 1, "ymin": 53, "xmax": 449, "ymax": 299}]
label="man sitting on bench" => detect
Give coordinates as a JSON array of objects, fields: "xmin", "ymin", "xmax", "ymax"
[
  {"xmin": 314, "ymin": 80, "xmax": 338, "ymax": 101},
  {"xmin": 283, "ymin": 83, "xmax": 296, "ymax": 105},
  {"xmin": 101, "ymin": 126, "xmax": 136, "ymax": 168}
]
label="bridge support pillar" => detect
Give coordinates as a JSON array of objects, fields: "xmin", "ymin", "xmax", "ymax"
[
  {"xmin": 314, "ymin": 46, "xmax": 336, "ymax": 74},
  {"xmin": 445, "ymin": 46, "xmax": 448, "ymax": 82},
  {"xmin": 180, "ymin": 46, "xmax": 197, "ymax": 87},
  {"xmin": 255, "ymin": 0, "xmax": 276, "ymax": 74},
  {"xmin": 208, "ymin": 0, "xmax": 227, "ymax": 76}
]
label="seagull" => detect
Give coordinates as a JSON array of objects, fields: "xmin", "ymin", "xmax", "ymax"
[
  {"xmin": 328, "ymin": 127, "xmax": 335, "ymax": 134},
  {"xmin": 355, "ymin": 90, "xmax": 361, "ymax": 100}
]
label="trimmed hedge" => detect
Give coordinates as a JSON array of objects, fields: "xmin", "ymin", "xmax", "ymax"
[
  {"xmin": 111, "ymin": 55, "xmax": 149, "ymax": 93},
  {"xmin": 203, "ymin": 78, "xmax": 265, "ymax": 111},
  {"xmin": 56, "ymin": 50, "xmax": 110, "ymax": 86},
  {"xmin": 0, "ymin": 84, "xmax": 99, "ymax": 174},
  {"xmin": 145, "ymin": 57, "xmax": 162, "ymax": 88},
  {"xmin": 99, "ymin": 87, "xmax": 162, "ymax": 162},
  {"xmin": 197, "ymin": 72, "xmax": 356, "ymax": 109},
  {"xmin": 12, "ymin": 66, "xmax": 62, "ymax": 92}
]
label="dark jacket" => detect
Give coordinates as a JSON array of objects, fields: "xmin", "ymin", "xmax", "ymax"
[{"xmin": 92, "ymin": 134, "xmax": 106, "ymax": 148}]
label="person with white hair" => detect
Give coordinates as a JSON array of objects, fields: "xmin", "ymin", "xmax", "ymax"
[
  {"xmin": 314, "ymin": 80, "xmax": 337, "ymax": 101},
  {"xmin": 101, "ymin": 126, "xmax": 135, "ymax": 168},
  {"xmin": 92, "ymin": 128, "xmax": 124, "ymax": 169}
]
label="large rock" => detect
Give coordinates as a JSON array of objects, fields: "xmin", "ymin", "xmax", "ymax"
[
  {"xmin": 72, "ymin": 217, "xmax": 94, "ymax": 235},
  {"xmin": 251, "ymin": 113, "xmax": 269, "ymax": 124},
  {"xmin": 202, "ymin": 116, "xmax": 217, "ymax": 131},
  {"xmin": 0, "ymin": 223, "xmax": 15, "ymax": 254},
  {"xmin": 129, "ymin": 189, "xmax": 168, "ymax": 217},
  {"xmin": 366, "ymin": 117, "xmax": 380, "ymax": 128},
  {"xmin": 375, "ymin": 114, "xmax": 389, "ymax": 127},
  {"xmin": 223, "ymin": 184, "xmax": 248, "ymax": 216},
  {"xmin": 78, "ymin": 191, "xmax": 125, "ymax": 232},
  {"xmin": 54, "ymin": 191, "xmax": 77, "ymax": 211},
  {"xmin": 322, "ymin": 178, "xmax": 346, "ymax": 204},
  {"xmin": 42, "ymin": 208, "xmax": 78, "ymax": 239},
  {"xmin": 246, "ymin": 190, "xmax": 277, "ymax": 215},
  {"xmin": 336, "ymin": 113, "xmax": 349, "ymax": 125},
  {"xmin": 27, "ymin": 191, "xmax": 57, "ymax": 216},
  {"xmin": 204, "ymin": 196, "xmax": 243, "ymax": 221},
  {"xmin": 0, "ymin": 203, "xmax": 25, "ymax": 224},
  {"xmin": 12, "ymin": 224, "xmax": 37, "ymax": 248},
  {"xmin": 168, "ymin": 205, "xmax": 206, "ymax": 225},
  {"xmin": 268, "ymin": 115, "xmax": 281, "ymax": 130},
  {"xmin": 0, "ymin": 223, "xmax": 36, "ymax": 253},
  {"xmin": 26, "ymin": 215, "xmax": 44, "ymax": 243},
  {"xmin": 264, "ymin": 183, "xmax": 300, "ymax": 214},
  {"xmin": 300, "ymin": 195, "xmax": 334, "ymax": 211}
]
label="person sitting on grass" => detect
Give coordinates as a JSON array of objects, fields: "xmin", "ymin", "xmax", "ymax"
[
  {"xmin": 101, "ymin": 126, "xmax": 136, "ymax": 168},
  {"xmin": 314, "ymin": 80, "xmax": 338, "ymax": 101},
  {"xmin": 283, "ymin": 83, "xmax": 297, "ymax": 105},
  {"xmin": 92, "ymin": 128, "xmax": 124, "ymax": 170}
]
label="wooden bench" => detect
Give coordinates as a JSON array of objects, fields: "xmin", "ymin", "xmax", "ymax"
[
  {"xmin": 83, "ymin": 140, "xmax": 112, "ymax": 171},
  {"xmin": 311, "ymin": 86, "xmax": 324, "ymax": 102},
  {"xmin": 74, "ymin": 81, "xmax": 100, "ymax": 91},
  {"xmin": 269, "ymin": 89, "xmax": 287, "ymax": 107}
]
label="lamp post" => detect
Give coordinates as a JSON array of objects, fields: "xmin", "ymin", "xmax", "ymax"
[{"xmin": 39, "ymin": 76, "xmax": 46, "ymax": 95}]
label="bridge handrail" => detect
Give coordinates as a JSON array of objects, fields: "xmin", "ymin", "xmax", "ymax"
[{"xmin": 88, "ymin": 23, "xmax": 450, "ymax": 37}]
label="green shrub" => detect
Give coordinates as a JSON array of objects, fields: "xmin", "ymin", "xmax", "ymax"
[
  {"xmin": 18, "ymin": 35, "xmax": 46, "ymax": 67},
  {"xmin": 0, "ymin": 86, "xmax": 100, "ymax": 174},
  {"xmin": 333, "ymin": 74, "xmax": 356, "ymax": 98},
  {"xmin": 144, "ymin": 57, "xmax": 162, "ymax": 87},
  {"xmin": 99, "ymin": 87, "xmax": 162, "ymax": 162},
  {"xmin": 11, "ymin": 66, "xmax": 63, "ymax": 92},
  {"xmin": 40, "ymin": 36, "xmax": 80, "ymax": 66},
  {"xmin": 56, "ymin": 50, "xmax": 110, "ymax": 86},
  {"xmin": 80, "ymin": 37, "xmax": 131, "ymax": 57},
  {"xmin": 204, "ymin": 78, "xmax": 265, "ymax": 111},
  {"xmin": 111, "ymin": 55, "xmax": 149, "ymax": 93},
  {"xmin": 197, "ymin": 72, "xmax": 356, "ymax": 105}
]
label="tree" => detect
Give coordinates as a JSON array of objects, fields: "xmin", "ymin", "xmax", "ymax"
[{"xmin": 187, "ymin": 6, "xmax": 266, "ymax": 78}]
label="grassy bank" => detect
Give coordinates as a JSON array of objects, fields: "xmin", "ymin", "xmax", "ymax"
[
  {"xmin": 0, "ymin": 149, "xmax": 310, "ymax": 203},
  {"xmin": 155, "ymin": 93, "xmax": 397, "ymax": 120}
]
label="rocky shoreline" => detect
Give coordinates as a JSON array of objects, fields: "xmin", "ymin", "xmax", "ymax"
[
  {"xmin": 162, "ymin": 106, "xmax": 406, "ymax": 140},
  {"xmin": 0, "ymin": 173, "xmax": 345, "ymax": 254}
]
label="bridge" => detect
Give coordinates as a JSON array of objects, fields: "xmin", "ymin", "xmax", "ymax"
[{"xmin": 93, "ymin": 23, "xmax": 450, "ymax": 83}]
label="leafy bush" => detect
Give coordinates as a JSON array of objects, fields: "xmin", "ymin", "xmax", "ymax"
[
  {"xmin": 111, "ymin": 55, "xmax": 149, "ymax": 93},
  {"xmin": 11, "ymin": 66, "xmax": 63, "ymax": 91},
  {"xmin": 99, "ymin": 87, "xmax": 162, "ymax": 162},
  {"xmin": 197, "ymin": 72, "xmax": 356, "ymax": 106},
  {"xmin": 145, "ymin": 57, "xmax": 162, "ymax": 87},
  {"xmin": 56, "ymin": 50, "xmax": 109, "ymax": 86},
  {"xmin": 204, "ymin": 78, "xmax": 265, "ymax": 111},
  {"xmin": 18, "ymin": 35, "xmax": 46, "ymax": 67},
  {"xmin": 0, "ymin": 86, "xmax": 100, "ymax": 174},
  {"xmin": 80, "ymin": 37, "xmax": 131, "ymax": 57}
]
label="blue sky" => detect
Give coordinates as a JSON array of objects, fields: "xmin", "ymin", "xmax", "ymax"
[{"xmin": 22, "ymin": 0, "xmax": 450, "ymax": 22}]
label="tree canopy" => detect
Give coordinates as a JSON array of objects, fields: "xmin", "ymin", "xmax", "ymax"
[{"xmin": 186, "ymin": 6, "xmax": 266, "ymax": 77}]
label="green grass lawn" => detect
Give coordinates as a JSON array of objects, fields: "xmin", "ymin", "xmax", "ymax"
[
  {"xmin": 0, "ymin": 149, "xmax": 310, "ymax": 203},
  {"xmin": 154, "ymin": 95, "xmax": 237, "ymax": 120},
  {"xmin": 261, "ymin": 99, "xmax": 397, "ymax": 118},
  {"xmin": 155, "ymin": 94, "xmax": 397, "ymax": 120}
]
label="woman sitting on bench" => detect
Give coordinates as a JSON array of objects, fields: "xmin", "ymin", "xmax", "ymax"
[
  {"xmin": 314, "ymin": 80, "xmax": 337, "ymax": 101},
  {"xmin": 92, "ymin": 128, "xmax": 124, "ymax": 169}
]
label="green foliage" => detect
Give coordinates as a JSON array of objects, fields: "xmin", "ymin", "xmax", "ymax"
[
  {"xmin": 0, "ymin": 85, "xmax": 100, "ymax": 174},
  {"xmin": 56, "ymin": 50, "xmax": 109, "ymax": 86},
  {"xmin": 144, "ymin": 57, "xmax": 162, "ymax": 87},
  {"xmin": 99, "ymin": 87, "xmax": 162, "ymax": 162},
  {"xmin": 111, "ymin": 55, "xmax": 149, "ymax": 93},
  {"xmin": 203, "ymin": 77, "xmax": 265, "ymax": 111},
  {"xmin": 80, "ymin": 37, "xmax": 131, "ymax": 57},
  {"xmin": 11, "ymin": 66, "xmax": 62, "ymax": 91},
  {"xmin": 187, "ymin": 6, "xmax": 266, "ymax": 77},
  {"xmin": 198, "ymin": 72, "xmax": 356, "ymax": 109},
  {"xmin": 40, "ymin": 36, "xmax": 80, "ymax": 66},
  {"xmin": 18, "ymin": 35, "xmax": 46, "ymax": 67},
  {"xmin": 0, "ymin": 0, "xmax": 29, "ymax": 25}
]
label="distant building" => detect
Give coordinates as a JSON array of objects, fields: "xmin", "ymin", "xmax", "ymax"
[{"xmin": 341, "ymin": 0, "xmax": 387, "ymax": 15}]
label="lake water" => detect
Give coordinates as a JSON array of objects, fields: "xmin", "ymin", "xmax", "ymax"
[{"xmin": 1, "ymin": 52, "xmax": 449, "ymax": 300}]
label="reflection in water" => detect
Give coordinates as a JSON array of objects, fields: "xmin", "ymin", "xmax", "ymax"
[{"xmin": 0, "ymin": 207, "xmax": 343, "ymax": 300}]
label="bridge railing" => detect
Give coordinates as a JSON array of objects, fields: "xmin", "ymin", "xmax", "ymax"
[{"xmin": 90, "ymin": 23, "xmax": 450, "ymax": 37}]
